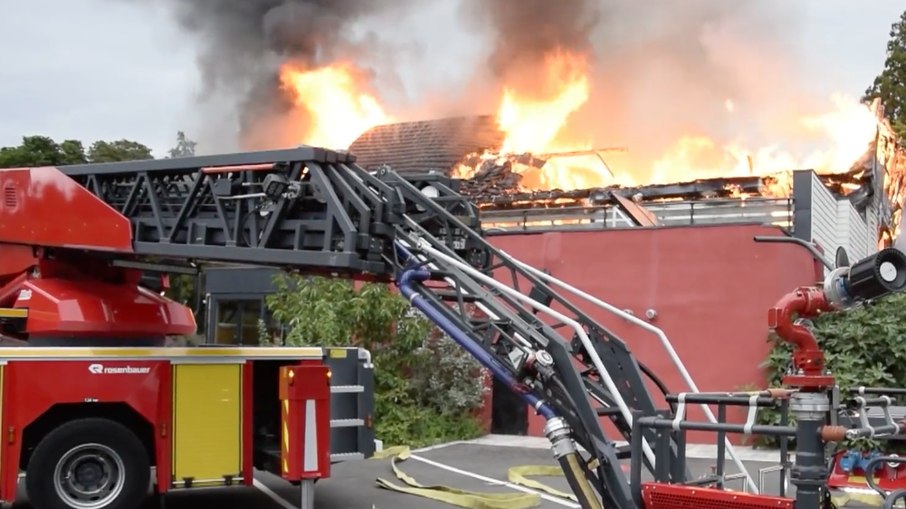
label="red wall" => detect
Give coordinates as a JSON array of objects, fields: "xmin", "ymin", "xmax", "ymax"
[{"xmin": 486, "ymin": 223, "xmax": 824, "ymax": 444}]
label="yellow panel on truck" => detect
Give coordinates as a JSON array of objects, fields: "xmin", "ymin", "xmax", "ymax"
[{"xmin": 172, "ymin": 362, "xmax": 243, "ymax": 486}]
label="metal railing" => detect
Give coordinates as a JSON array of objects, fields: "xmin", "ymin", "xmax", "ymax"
[
  {"xmin": 628, "ymin": 391, "xmax": 792, "ymax": 504},
  {"xmin": 480, "ymin": 197, "xmax": 794, "ymax": 233}
]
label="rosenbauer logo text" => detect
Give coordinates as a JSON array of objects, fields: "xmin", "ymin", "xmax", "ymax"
[{"xmin": 87, "ymin": 363, "xmax": 151, "ymax": 375}]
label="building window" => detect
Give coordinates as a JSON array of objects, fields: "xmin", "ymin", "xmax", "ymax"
[
  {"xmin": 213, "ymin": 299, "xmax": 263, "ymax": 345},
  {"xmin": 209, "ymin": 297, "xmax": 284, "ymax": 346}
]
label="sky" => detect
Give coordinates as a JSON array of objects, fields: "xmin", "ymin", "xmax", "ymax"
[{"xmin": 0, "ymin": 1, "xmax": 902, "ymax": 158}]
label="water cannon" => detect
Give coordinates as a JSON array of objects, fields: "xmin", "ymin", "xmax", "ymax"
[
  {"xmin": 823, "ymin": 248, "xmax": 906, "ymax": 310},
  {"xmin": 769, "ymin": 247, "xmax": 906, "ymax": 390}
]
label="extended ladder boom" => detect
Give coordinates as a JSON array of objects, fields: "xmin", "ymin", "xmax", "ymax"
[
  {"xmin": 49, "ymin": 147, "xmax": 482, "ymax": 275},
  {"xmin": 0, "ymin": 147, "xmax": 692, "ymax": 508}
]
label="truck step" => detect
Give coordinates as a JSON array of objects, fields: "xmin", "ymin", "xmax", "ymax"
[
  {"xmin": 331, "ymin": 418, "xmax": 365, "ymax": 428},
  {"xmin": 331, "ymin": 452, "xmax": 365, "ymax": 462},
  {"xmin": 331, "ymin": 385, "xmax": 365, "ymax": 394}
]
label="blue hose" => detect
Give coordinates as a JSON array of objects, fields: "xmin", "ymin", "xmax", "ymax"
[{"xmin": 395, "ymin": 241, "xmax": 557, "ymax": 420}]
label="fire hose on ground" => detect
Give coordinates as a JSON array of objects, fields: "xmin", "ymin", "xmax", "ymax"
[{"xmin": 371, "ymin": 444, "xmax": 585, "ymax": 509}]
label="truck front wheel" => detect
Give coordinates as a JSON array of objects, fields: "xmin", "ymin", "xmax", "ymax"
[{"xmin": 26, "ymin": 418, "xmax": 150, "ymax": 509}]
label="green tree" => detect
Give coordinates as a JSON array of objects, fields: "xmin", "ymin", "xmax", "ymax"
[
  {"xmin": 59, "ymin": 140, "xmax": 88, "ymax": 165},
  {"xmin": 0, "ymin": 135, "xmax": 87, "ymax": 168},
  {"xmin": 265, "ymin": 274, "xmax": 488, "ymax": 447},
  {"xmin": 864, "ymin": 8, "xmax": 906, "ymax": 142},
  {"xmin": 0, "ymin": 131, "xmax": 204, "ymax": 317},
  {"xmin": 168, "ymin": 131, "xmax": 197, "ymax": 158},
  {"xmin": 0, "ymin": 135, "xmax": 153, "ymax": 168},
  {"xmin": 87, "ymin": 139, "xmax": 153, "ymax": 162}
]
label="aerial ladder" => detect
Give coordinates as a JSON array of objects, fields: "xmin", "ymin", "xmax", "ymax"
[{"xmin": 1, "ymin": 146, "xmax": 906, "ymax": 509}]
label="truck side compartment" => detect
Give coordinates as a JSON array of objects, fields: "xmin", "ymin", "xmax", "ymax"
[
  {"xmin": 2, "ymin": 358, "xmax": 171, "ymax": 502},
  {"xmin": 171, "ymin": 360, "xmax": 245, "ymax": 488},
  {"xmin": 250, "ymin": 347, "xmax": 375, "ymax": 477}
]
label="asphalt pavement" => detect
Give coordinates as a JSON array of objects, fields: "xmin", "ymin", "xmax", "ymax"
[
  {"xmin": 7, "ymin": 439, "xmax": 880, "ymax": 509},
  {"xmin": 165, "ymin": 441, "xmax": 792, "ymax": 509}
]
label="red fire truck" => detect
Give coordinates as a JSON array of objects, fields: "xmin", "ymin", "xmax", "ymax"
[
  {"xmin": 0, "ymin": 149, "xmax": 398, "ymax": 509},
  {"xmin": 4, "ymin": 145, "xmax": 906, "ymax": 509}
]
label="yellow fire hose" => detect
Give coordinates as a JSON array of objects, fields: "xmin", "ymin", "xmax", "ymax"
[
  {"xmin": 372, "ymin": 446, "xmax": 883, "ymax": 509},
  {"xmin": 372, "ymin": 446, "xmax": 579, "ymax": 509}
]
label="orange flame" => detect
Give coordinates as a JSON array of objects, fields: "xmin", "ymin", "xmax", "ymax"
[
  {"xmin": 279, "ymin": 62, "xmax": 393, "ymax": 149},
  {"xmin": 452, "ymin": 49, "xmax": 621, "ymax": 191},
  {"xmin": 650, "ymin": 94, "xmax": 880, "ymax": 186},
  {"xmin": 275, "ymin": 53, "xmax": 881, "ymax": 199},
  {"xmin": 497, "ymin": 50, "xmax": 590, "ymax": 154}
]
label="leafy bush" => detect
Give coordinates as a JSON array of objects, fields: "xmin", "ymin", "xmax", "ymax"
[
  {"xmin": 755, "ymin": 291, "xmax": 906, "ymax": 449},
  {"xmin": 264, "ymin": 273, "xmax": 488, "ymax": 448}
]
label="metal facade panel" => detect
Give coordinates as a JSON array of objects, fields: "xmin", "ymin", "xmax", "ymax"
[
  {"xmin": 836, "ymin": 200, "xmax": 872, "ymax": 261},
  {"xmin": 172, "ymin": 363, "xmax": 243, "ymax": 486},
  {"xmin": 849, "ymin": 204, "xmax": 873, "ymax": 258},
  {"xmin": 809, "ymin": 172, "xmax": 840, "ymax": 256}
]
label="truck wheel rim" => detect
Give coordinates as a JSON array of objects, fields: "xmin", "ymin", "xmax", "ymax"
[{"xmin": 53, "ymin": 443, "xmax": 126, "ymax": 509}]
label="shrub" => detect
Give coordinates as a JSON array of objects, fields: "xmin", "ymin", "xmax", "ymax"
[{"xmin": 264, "ymin": 273, "xmax": 488, "ymax": 448}]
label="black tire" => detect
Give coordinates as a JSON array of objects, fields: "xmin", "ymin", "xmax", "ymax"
[{"xmin": 25, "ymin": 418, "xmax": 150, "ymax": 509}]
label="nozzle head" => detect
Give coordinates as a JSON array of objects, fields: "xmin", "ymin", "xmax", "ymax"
[{"xmin": 845, "ymin": 248, "xmax": 906, "ymax": 301}]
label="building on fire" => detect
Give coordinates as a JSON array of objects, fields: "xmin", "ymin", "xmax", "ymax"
[{"xmin": 200, "ymin": 102, "xmax": 905, "ymax": 439}]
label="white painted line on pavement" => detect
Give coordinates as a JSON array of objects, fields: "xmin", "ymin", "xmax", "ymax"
[
  {"xmin": 412, "ymin": 440, "xmax": 465, "ymax": 453},
  {"xmin": 253, "ymin": 478, "xmax": 297, "ymax": 509},
  {"xmin": 409, "ymin": 452, "xmax": 581, "ymax": 508}
]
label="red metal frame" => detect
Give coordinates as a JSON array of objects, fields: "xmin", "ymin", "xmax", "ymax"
[
  {"xmin": 242, "ymin": 362, "xmax": 254, "ymax": 487},
  {"xmin": 154, "ymin": 362, "xmax": 173, "ymax": 493}
]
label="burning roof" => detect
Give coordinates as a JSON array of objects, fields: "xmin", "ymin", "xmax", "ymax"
[
  {"xmin": 347, "ymin": 98, "xmax": 905, "ymax": 246},
  {"xmin": 348, "ymin": 116, "xmax": 504, "ymax": 175}
]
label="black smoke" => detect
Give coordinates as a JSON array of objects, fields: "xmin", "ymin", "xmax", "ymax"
[
  {"xmin": 459, "ymin": 0, "xmax": 601, "ymax": 83},
  {"xmin": 458, "ymin": 0, "xmax": 817, "ymax": 184},
  {"xmin": 152, "ymin": 0, "xmax": 412, "ymax": 149}
]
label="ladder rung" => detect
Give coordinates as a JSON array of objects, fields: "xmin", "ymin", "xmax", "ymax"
[{"xmin": 429, "ymin": 290, "xmax": 480, "ymax": 302}]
